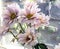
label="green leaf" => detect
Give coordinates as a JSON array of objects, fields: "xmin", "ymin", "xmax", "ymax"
[
  {"xmin": 45, "ymin": 26, "xmax": 57, "ymax": 33},
  {"xmin": 13, "ymin": 23, "xmax": 19, "ymax": 29},
  {"xmin": 22, "ymin": 23, "xmax": 27, "ymax": 30},
  {"xmin": 34, "ymin": 43, "xmax": 48, "ymax": 49},
  {"xmin": 36, "ymin": 26, "xmax": 57, "ymax": 33},
  {"xmin": 36, "ymin": 26, "xmax": 45, "ymax": 32}
]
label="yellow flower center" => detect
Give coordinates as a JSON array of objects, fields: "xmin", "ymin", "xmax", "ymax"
[
  {"xmin": 26, "ymin": 14, "xmax": 33, "ymax": 20},
  {"xmin": 10, "ymin": 13, "xmax": 16, "ymax": 20}
]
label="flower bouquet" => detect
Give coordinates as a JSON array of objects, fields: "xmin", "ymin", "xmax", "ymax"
[{"xmin": 0, "ymin": 0, "xmax": 58, "ymax": 49}]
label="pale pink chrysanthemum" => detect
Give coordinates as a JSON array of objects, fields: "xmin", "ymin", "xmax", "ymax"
[
  {"xmin": 54, "ymin": 43, "xmax": 60, "ymax": 49},
  {"xmin": 18, "ymin": 1, "xmax": 41, "ymax": 24},
  {"xmin": 24, "ymin": 1, "xmax": 40, "ymax": 15},
  {"xmin": 17, "ymin": 27, "xmax": 38, "ymax": 47},
  {"xmin": 32, "ymin": 13, "xmax": 50, "ymax": 29},
  {"xmin": 0, "ymin": 25, "xmax": 9, "ymax": 35},
  {"xmin": 3, "ymin": 3, "xmax": 21, "ymax": 25}
]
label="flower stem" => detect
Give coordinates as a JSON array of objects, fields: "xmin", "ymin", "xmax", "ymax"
[
  {"xmin": 8, "ymin": 30, "xmax": 18, "ymax": 40},
  {"xmin": 19, "ymin": 23, "xmax": 25, "ymax": 33}
]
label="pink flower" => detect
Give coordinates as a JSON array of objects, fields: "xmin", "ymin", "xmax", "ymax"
[
  {"xmin": 0, "ymin": 25, "xmax": 9, "ymax": 35},
  {"xmin": 17, "ymin": 27, "xmax": 38, "ymax": 47},
  {"xmin": 3, "ymin": 3, "xmax": 21, "ymax": 25},
  {"xmin": 18, "ymin": 1, "xmax": 41, "ymax": 24},
  {"xmin": 24, "ymin": 1, "xmax": 40, "ymax": 15},
  {"xmin": 32, "ymin": 13, "xmax": 50, "ymax": 29}
]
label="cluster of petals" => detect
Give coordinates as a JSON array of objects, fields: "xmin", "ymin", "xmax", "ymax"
[
  {"xmin": 18, "ymin": 1, "xmax": 50, "ymax": 29},
  {"xmin": 0, "ymin": 3, "xmax": 21, "ymax": 35},
  {"xmin": 1, "ymin": 1, "xmax": 50, "ymax": 42},
  {"xmin": 17, "ymin": 27, "xmax": 38, "ymax": 47},
  {"xmin": 3, "ymin": 3, "xmax": 21, "ymax": 26}
]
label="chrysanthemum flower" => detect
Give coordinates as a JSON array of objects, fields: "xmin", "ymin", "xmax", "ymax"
[
  {"xmin": 38, "ymin": 14, "xmax": 49, "ymax": 25},
  {"xmin": 18, "ymin": 1, "xmax": 41, "ymax": 24},
  {"xmin": 17, "ymin": 27, "xmax": 38, "ymax": 47},
  {"xmin": 0, "ymin": 25, "xmax": 9, "ymax": 35},
  {"xmin": 32, "ymin": 13, "xmax": 50, "ymax": 29},
  {"xmin": 54, "ymin": 43, "xmax": 60, "ymax": 49},
  {"xmin": 3, "ymin": 3, "xmax": 21, "ymax": 25}
]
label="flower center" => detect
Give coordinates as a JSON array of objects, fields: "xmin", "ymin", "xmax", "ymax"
[
  {"xmin": 26, "ymin": 34, "xmax": 34, "ymax": 42},
  {"xmin": 26, "ymin": 36, "xmax": 31, "ymax": 41},
  {"xmin": 26, "ymin": 14, "xmax": 33, "ymax": 20},
  {"xmin": 10, "ymin": 13, "xmax": 16, "ymax": 20}
]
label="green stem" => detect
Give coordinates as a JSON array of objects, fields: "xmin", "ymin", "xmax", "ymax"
[
  {"xmin": 8, "ymin": 30, "xmax": 18, "ymax": 40},
  {"xmin": 19, "ymin": 23, "xmax": 25, "ymax": 33},
  {"xmin": 32, "ymin": 46, "xmax": 34, "ymax": 49}
]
